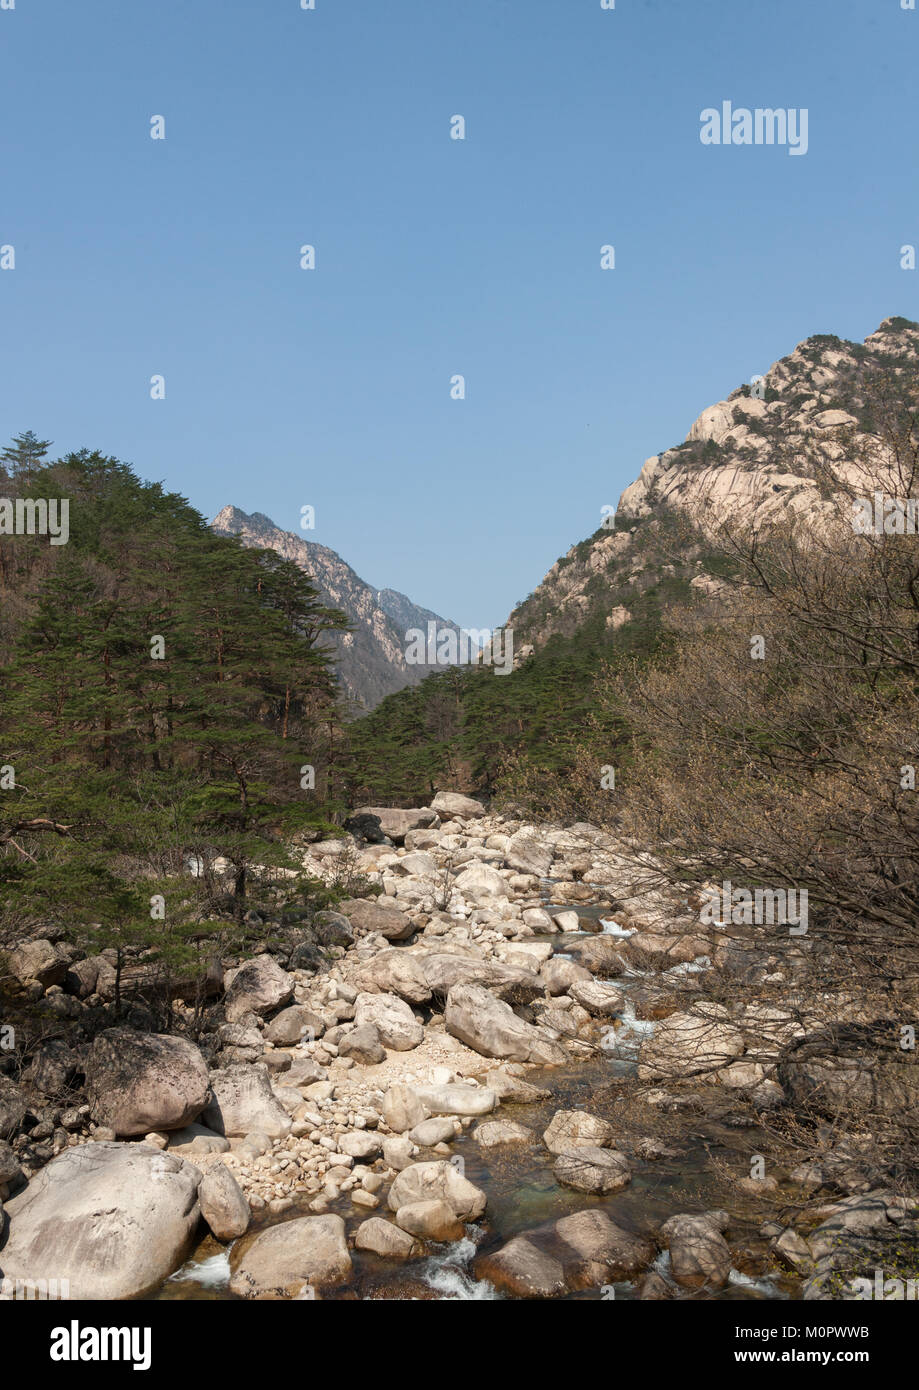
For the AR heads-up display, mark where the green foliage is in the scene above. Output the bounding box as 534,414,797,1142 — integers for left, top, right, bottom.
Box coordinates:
0,446,349,991
0,430,52,478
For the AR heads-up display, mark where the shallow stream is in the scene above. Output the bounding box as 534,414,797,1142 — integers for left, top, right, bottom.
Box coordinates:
156,907,800,1301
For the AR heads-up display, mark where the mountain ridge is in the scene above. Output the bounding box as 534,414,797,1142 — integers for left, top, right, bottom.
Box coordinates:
505,315,919,656
211,505,461,713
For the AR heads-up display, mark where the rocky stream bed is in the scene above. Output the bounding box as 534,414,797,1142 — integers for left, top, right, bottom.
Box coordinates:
2,793,916,1302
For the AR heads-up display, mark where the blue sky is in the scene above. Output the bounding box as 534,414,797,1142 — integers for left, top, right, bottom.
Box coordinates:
2,0,916,626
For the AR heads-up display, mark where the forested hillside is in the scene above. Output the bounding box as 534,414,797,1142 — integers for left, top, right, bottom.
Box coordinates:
0,445,352,1003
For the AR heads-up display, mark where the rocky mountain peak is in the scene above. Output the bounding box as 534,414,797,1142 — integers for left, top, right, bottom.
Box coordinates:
506,317,919,657
210,506,460,712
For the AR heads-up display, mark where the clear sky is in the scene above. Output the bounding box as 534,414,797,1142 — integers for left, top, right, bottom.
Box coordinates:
2,0,916,627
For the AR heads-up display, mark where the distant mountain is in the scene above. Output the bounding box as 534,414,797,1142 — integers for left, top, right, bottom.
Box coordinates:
210,506,461,713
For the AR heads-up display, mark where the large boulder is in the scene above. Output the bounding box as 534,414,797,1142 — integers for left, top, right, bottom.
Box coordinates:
541,957,593,996
312,911,354,948
23,1040,81,1099
430,791,486,821
352,949,431,1004
660,1211,732,1289
395,1199,464,1242
64,955,117,1000
338,898,415,942
779,1033,919,1120
264,1005,324,1047
543,1109,614,1154
199,1164,250,1242
420,954,543,1005
410,1117,457,1146
224,954,294,1023
623,931,712,970
562,936,628,978
554,1147,632,1194
453,863,508,905
383,1135,416,1170
504,829,554,878
476,1235,567,1298
0,1139,23,1188
554,1209,654,1284
166,1122,230,1156
7,938,69,989
353,1217,419,1259
410,1083,496,1117
382,1084,429,1134
0,1142,200,1299
445,983,568,1065
473,1119,533,1147
347,808,439,845
338,1024,386,1065
84,1029,210,1137
354,992,423,1051
388,1160,486,1222
476,1209,653,1298
286,1056,326,1086
339,1130,383,1161
485,1070,552,1103
202,1064,292,1138
569,979,624,1017
343,813,390,844
799,1192,919,1299
391,851,438,879
638,1007,745,1082
229,1214,351,1297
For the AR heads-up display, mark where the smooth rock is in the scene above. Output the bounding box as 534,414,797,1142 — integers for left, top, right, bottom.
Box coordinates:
202,1065,292,1139
0,1142,200,1299
229,1214,351,1297
410,1083,496,1118
224,955,294,1023
339,897,416,942
473,1119,533,1147
387,1161,486,1221
445,983,568,1065
353,1217,419,1259
354,992,423,1051
395,1199,464,1242
199,1163,250,1242
430,791,486,820
553,1146,632,1194
660,1211,732,1289
543,1109,614,1154
84,1029,210,1137
7,939,69,988
409,1117,457,1146
166,1122,231,1155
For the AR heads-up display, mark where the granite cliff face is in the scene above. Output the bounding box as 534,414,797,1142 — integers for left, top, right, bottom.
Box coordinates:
211,507,460,712
506,317,919,655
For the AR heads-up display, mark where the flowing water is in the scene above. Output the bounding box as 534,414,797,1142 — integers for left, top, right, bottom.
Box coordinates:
156,907,800,1301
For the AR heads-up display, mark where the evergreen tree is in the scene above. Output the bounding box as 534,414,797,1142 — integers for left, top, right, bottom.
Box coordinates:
1,430,52,478
0,447,349,1000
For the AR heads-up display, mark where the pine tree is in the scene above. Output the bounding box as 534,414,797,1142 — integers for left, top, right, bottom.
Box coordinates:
0,448,349,993
1,430,52,478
